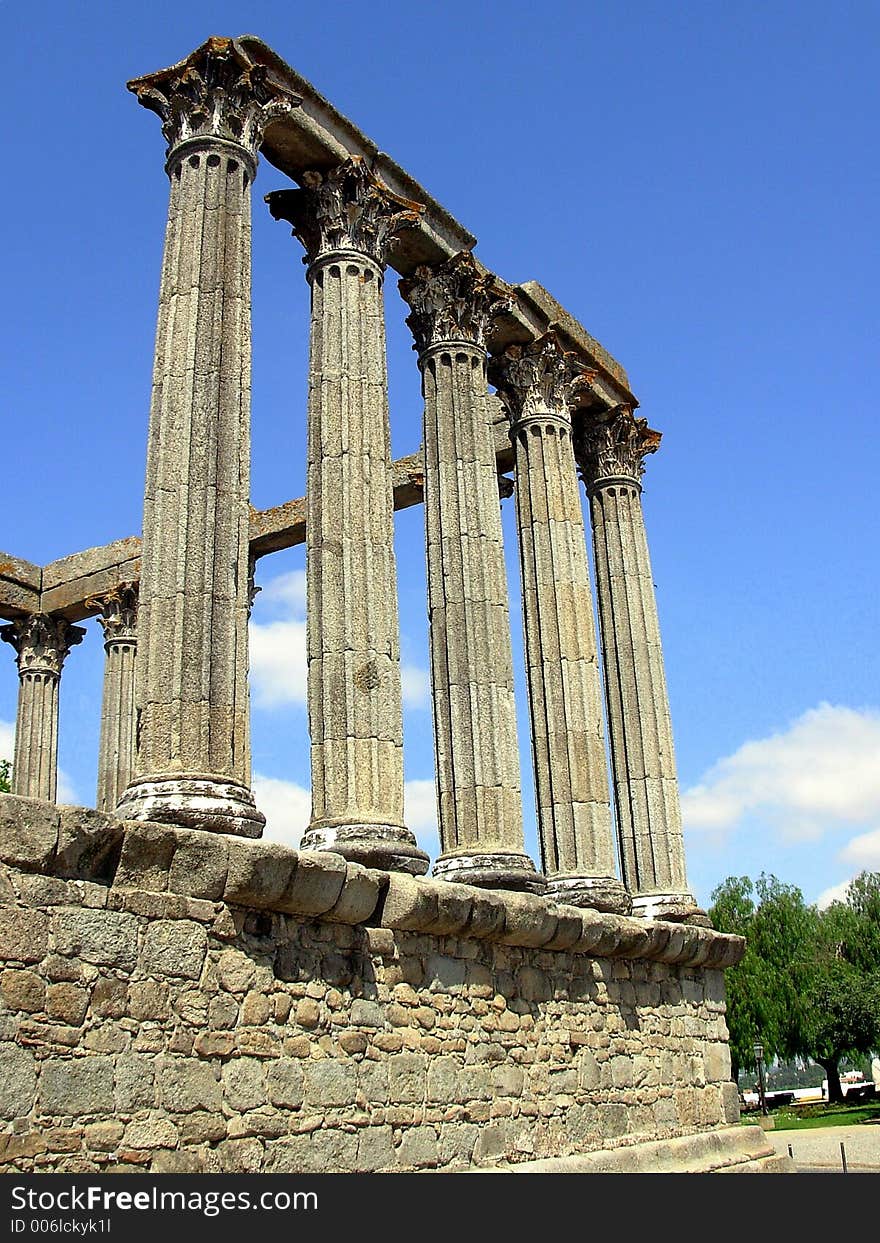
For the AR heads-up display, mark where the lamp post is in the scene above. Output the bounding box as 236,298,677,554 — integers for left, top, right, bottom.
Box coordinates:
754,1041,768,1115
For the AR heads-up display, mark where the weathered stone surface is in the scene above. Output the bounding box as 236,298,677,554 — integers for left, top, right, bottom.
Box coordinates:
277,851,347,917
45,983,90,1026
324,864,383,924
0,1045,37,1118
576,405,699,918
51,908,138,970
0,907,48,962
158,1059,222,1113
114,822,177,891
56,807,124,881
2,968,46,1012
303,1061,357,1108
379,873,439,931
224,839,294,909
222,1059,267,1112
140,920,208,980
267,1060,304,1109
168,831,230,900
39,1057,115,1116
0,796,59,873
122,1116,178,1150
497,892,559,947
1,617,85,804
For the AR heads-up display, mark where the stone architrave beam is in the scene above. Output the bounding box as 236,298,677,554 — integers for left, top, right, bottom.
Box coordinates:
0,420,515,627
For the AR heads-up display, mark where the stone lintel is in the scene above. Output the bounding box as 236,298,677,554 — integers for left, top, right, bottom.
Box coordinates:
510,281,634,400
17,428,514,621
0,553,41,620
0,795,743,969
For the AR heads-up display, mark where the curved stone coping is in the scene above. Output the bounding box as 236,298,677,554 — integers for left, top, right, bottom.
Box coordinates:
475,1125,793,1174
0,796,744,968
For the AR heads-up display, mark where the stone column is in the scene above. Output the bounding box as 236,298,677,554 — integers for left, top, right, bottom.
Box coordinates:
0,615,85,802
89,586,138,815
399,253,540,892
575,404,704,923
490,333,629,913
266,159,429,874
117,38,299,835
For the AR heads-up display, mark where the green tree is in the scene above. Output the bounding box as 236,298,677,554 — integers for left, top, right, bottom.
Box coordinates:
711,870,880,1100
0,758,10,794
709,874,814,1079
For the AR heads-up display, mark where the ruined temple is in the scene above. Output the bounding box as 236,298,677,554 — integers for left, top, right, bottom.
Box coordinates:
0,36,789,1173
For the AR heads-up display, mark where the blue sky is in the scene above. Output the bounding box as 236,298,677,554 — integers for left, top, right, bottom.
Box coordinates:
1,1,877,911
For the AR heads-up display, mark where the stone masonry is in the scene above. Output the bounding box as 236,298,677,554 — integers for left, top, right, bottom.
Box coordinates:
0,794,786,1175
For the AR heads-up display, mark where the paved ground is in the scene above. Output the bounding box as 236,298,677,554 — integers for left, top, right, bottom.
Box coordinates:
767,1123,880,1172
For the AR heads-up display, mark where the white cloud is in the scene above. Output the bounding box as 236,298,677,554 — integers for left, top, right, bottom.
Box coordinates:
56,770,80,805
253,772,311,849
402,664,430,709
405,777,439,860
816,879,853,910
254,771,439,861
258,569,306,614
840,827,880,869
681,703,880,842
249,618,307,708
0,720,13,763
0,718,78,804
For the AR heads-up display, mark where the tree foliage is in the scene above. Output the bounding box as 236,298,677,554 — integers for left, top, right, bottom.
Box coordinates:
0,759,10,794
709,871,880,1095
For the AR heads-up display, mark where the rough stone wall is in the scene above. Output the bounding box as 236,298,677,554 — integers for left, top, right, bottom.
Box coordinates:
0,796,740,1173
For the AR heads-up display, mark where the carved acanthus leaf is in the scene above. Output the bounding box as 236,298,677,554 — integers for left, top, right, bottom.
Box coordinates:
266,157,423,267
128,36,301,159
0,614,86,677
86,584,139,644
575,404,662,482
489,330,596,425
399,251,513,353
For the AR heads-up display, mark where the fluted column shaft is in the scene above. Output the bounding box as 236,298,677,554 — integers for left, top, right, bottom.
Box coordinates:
577,405,703,923
401,255,539,891
91,586,138,814
491,334,628,912
1,615,84,802
118,39,298,835
267,160,428,873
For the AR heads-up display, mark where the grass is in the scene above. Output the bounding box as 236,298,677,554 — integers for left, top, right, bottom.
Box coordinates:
761,1102,880,1132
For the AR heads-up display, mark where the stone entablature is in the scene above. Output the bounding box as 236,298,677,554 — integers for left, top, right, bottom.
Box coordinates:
0,793,761,1174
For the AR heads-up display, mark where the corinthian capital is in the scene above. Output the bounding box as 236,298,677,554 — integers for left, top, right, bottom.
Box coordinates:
128,36,301,162
266,157,423,267
399,251,512,354
575,404,662,484
1,614,85,678
86,584,139,646
489,330,596,426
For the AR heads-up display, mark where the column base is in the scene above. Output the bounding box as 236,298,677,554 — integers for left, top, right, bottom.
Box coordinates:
432,851,545,894
631,891,711,926
116,775,265,838
301,822,429,876
545,873,632,915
